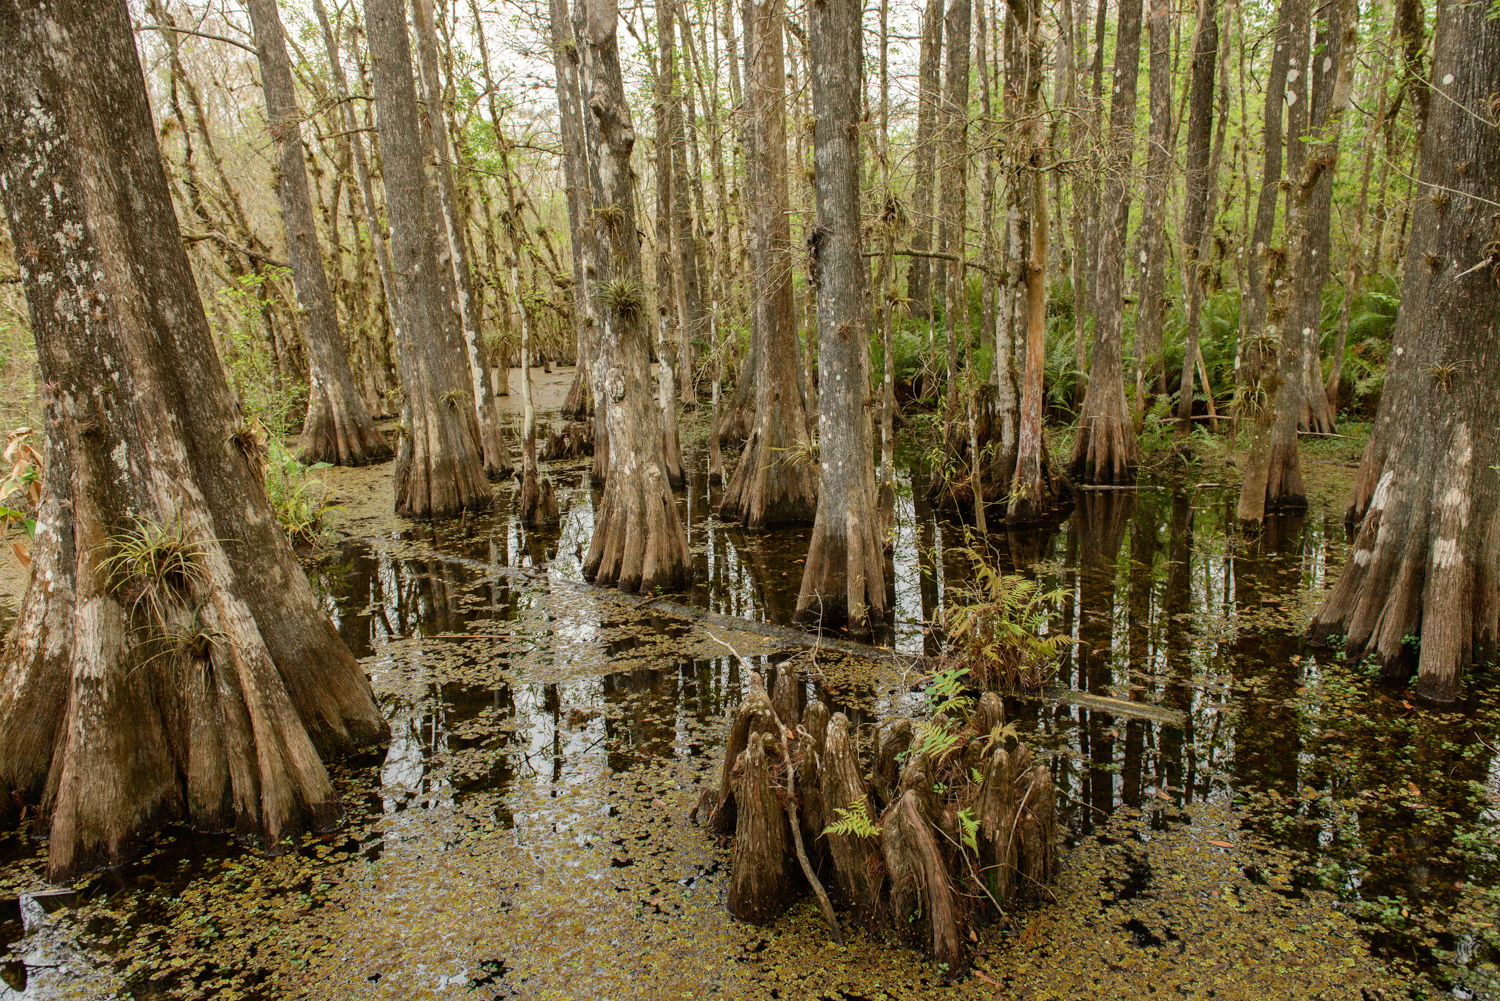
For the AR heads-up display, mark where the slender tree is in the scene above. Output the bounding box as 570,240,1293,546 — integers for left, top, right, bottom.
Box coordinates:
718,0,817,528
577,0,692,590
1174,0,1221,435
0,0,387,881
411,0,514,479
1310,0,1500,703
1068,0,1143,485
244,0,389,468
796,0,885,630
363,0,491,518
1132,0,1173,422
908,0,943,320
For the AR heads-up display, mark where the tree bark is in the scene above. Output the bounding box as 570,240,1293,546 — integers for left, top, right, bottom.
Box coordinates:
718,0,817,529
795,0,885,632
907,0,943,319
244,0,389,468
654,0,687,487
1068,0,1143,485
1132,0,1173,424
577,0,692,591
411,0,514,479
1309,0,1500,703
363,0,492,519
1007,0,1068,521
939,0,971,429
0,0,387,882
1174,0,1220,435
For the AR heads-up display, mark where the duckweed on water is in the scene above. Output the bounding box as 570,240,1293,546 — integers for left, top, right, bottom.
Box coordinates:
0,411,1493,999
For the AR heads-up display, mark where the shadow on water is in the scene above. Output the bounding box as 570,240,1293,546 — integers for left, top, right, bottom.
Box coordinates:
0,421,1496,998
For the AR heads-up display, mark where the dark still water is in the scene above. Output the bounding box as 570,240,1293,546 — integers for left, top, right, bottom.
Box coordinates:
0,423,1495,1000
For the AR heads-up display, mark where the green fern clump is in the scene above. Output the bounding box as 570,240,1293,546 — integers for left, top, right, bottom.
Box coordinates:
941,546,1070,691
264,437,340,545
823,800,882,839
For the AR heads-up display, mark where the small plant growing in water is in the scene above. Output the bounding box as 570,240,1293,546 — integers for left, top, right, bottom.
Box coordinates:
940,545,1070,691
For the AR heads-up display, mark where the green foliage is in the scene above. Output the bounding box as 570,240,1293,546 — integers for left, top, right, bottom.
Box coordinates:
213,267,302,436
822,800,881,839
924,665,975,718
100,515,214,627
958,806,980,853
942,545,1071,691
0,425,41,540
264,436,339,546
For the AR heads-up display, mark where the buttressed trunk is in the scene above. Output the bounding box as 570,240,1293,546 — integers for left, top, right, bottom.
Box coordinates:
364,0,492,519
717,0,817,529
796,0,886,632
0,0,387,882
1310,0,1500,704
577,0,691,592
244,0,390,468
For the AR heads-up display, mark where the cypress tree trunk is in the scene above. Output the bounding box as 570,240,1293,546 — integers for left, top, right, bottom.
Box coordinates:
938,0,971,428
718,0,817,529
1068,0,1143,485
796,0,886,632
577,0,692,591
0,0,387,882
245,0,389,468
363,0,492,519
1132,0,1173,423
654,0,686,487
1007,0,1066,523
1310,0,1499,703
1235,0,1293,430
411,0,514,479
908,0,943,320
1174,0,1220,435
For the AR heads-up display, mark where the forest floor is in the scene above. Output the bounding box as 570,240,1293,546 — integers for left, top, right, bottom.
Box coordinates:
0,370,1495,1000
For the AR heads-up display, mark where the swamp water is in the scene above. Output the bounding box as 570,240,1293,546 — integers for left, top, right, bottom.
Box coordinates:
0,401,1496,1000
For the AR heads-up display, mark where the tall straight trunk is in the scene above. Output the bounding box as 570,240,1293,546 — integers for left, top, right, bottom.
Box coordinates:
939,0,971,428
718,0,817,528
1133,0,1174,423
1289,1,1343,435
1006,0,1062,523
1236,0,1294,429
577,0,691,590
1074,0,1108,402
1174,0,1220,435
245,0,389,468
410,0,513,478
363,0,491,519
796,0,885,631
1240,0,1357,517
908,0,943,320
1069,0,1144,485
668,0,704,405
654,0,687,487
875,0,897,545
0,0,386,882
1309,0,1499,703
1326,9,1394,412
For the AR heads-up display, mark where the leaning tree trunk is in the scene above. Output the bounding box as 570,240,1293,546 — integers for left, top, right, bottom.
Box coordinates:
577,0,692,592
795,0,886,633
0,0,388,882
717,0,817,529
363,0,491,519
1309,0,1499,704
245,0,389,467
1067,0,1143,485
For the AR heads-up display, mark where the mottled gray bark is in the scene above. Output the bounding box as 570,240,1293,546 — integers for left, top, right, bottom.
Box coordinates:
363,0,491,518
0,0,386,881
795,0,885,631
1310,0,1499,703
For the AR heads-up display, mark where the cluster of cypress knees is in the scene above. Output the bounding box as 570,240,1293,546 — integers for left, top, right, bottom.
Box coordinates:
694,666,1058,976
